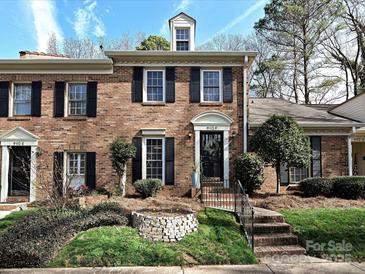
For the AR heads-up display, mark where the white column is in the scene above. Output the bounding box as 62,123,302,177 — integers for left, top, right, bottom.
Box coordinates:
1,146,9,202
348,136,353,176
194,130,200,188
29,146,37,202
223,130,230,188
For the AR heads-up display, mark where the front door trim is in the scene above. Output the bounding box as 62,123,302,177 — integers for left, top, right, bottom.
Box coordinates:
0,127,39,202
191,111,232,188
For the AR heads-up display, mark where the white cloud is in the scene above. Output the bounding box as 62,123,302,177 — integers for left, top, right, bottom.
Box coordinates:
160,0,192,36
201,0,268,44
29,0,63,52
73,0,106,38
174,0,191,12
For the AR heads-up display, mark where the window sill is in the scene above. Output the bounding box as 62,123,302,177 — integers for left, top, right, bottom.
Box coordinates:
63,116,88,121
142,102,166,106
199,102,223,106
7,116,32,121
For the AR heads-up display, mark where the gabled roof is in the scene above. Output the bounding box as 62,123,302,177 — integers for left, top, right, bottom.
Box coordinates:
249,98,363,128
329,92,365,122
168,12,196,24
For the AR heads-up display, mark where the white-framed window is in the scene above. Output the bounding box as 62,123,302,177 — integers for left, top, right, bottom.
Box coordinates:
201,69,222,102
13,83,32,116
289,167,308,183
67,152,86,189
68,83,87,116
142,137,165,183
143,69,165,102
176,27,190,51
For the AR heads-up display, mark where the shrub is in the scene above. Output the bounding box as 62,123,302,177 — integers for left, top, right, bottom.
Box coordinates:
300,176,365,199
0,202,128,268
332,177,365,199
300,177,333,197
235,153,264,194
133,179,162,198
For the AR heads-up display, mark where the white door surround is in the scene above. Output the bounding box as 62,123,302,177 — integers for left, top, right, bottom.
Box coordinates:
0,127,39,202
191,111,233,188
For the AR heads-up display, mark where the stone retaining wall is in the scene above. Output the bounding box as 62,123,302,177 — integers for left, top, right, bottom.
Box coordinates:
131,210,198,242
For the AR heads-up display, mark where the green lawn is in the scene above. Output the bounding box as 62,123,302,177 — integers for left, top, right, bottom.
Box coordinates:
0,209,37,232
50,208,256,267
281,208,365,262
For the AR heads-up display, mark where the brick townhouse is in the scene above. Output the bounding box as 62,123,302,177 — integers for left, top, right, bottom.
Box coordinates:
0,13,255,202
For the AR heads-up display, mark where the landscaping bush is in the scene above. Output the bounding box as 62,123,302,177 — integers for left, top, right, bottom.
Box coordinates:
133,179,162,198
235,153,264,194
300,177,333,197
300,176,365,199
0,202,128,268
332,177,365,199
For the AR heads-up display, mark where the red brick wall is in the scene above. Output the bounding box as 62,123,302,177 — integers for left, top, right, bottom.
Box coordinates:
259,135,349,193
0,66,244,199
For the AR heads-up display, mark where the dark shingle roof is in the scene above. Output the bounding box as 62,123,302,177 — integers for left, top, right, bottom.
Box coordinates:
249,98,361,127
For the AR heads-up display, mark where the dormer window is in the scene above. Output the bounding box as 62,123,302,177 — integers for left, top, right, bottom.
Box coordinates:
169,12,196,51
176,28,190,51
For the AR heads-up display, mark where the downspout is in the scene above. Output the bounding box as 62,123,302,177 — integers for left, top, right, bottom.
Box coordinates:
243,56,249,153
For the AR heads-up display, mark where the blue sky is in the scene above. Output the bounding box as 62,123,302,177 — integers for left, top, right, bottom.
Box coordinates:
0,0,268,58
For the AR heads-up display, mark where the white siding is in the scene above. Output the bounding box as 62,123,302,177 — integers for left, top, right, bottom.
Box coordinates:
330,93,365,122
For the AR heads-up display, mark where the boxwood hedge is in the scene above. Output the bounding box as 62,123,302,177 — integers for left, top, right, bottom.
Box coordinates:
300,176,365,199
0,202,128,268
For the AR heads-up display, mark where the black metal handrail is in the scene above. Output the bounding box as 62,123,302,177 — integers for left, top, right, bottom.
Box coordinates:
200,178,255,251
236,179,254,250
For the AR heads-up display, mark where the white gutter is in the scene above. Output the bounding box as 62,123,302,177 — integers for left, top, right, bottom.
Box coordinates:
243,56,249,153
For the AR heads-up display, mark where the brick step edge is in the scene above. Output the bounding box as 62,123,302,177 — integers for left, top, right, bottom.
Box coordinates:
252,223,291,234
254,233,298,246
253,215,284,223
254,245,306,257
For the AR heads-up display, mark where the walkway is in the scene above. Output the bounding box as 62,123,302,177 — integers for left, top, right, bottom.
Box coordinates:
1,263,364,274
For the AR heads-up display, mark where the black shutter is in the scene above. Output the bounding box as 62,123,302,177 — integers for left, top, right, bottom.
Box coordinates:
31,81,42,117
190,67,200,102
132,137,142,182
165,137,175,185
132,67,143,102
87,82,97,117
0,81,9,117
311,136,322,177
86,152,96,189
53,152,64,196
54,81,65,117
223,67,233,103
165,67,175,103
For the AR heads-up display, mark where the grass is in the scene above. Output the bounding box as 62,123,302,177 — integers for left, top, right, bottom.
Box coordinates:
0,209,37,232
281,208,365,262
50,208,256,267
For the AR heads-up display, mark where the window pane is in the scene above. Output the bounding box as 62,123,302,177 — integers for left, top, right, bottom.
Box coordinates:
146,139,163,180
68,153,86,189
290,167,308,183
146,71,163,102
176,41,189,51
203,71,220,102
311,136,321,177
68,84,87,115
176,28,189,40
14,84,32,115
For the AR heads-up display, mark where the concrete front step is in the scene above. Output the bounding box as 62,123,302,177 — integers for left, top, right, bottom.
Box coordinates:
255,245,306,257
0,202,28,211
253,222,291,234
254,233,298,246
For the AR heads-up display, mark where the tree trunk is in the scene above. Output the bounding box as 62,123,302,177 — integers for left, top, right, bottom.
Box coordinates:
119,164,127,197
275,163,281,194
303,26,310,104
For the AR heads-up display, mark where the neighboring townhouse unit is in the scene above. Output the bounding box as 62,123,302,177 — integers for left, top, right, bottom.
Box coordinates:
0,13,256,202
249,98,364,192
